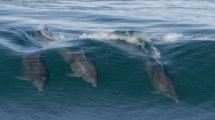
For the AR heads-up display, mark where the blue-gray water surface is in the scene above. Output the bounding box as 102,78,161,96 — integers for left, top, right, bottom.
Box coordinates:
0,0,215,120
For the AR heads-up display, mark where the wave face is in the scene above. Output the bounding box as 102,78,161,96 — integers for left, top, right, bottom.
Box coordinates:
1,0,215,120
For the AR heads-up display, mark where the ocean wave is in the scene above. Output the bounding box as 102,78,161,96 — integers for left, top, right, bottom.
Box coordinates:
80,30,160,59
0,37,34,53
161,33,215,42
1,24,215,57
0,25,76,54
34,27,162,59
80,30,155,43
161,33,184,42
35,24,70,41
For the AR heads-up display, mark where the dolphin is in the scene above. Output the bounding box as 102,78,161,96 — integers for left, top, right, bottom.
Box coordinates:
104,36,179,103
33,25,97,87
58,48,97,87
145,57,179,103
17,52,49,91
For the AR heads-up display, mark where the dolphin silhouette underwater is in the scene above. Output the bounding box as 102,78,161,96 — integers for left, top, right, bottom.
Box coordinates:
58,48,97,87
33,26,179,102
144,57,179,103
104,35,179,103
34,25,98,87
17,52,49,91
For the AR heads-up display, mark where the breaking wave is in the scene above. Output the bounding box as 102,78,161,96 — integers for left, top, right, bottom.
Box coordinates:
0,24,215,59
80,30,161,59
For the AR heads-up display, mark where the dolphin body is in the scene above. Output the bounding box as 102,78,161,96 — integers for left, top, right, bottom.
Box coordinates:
145,57,179,103
17,52,49,91
58,48,97,87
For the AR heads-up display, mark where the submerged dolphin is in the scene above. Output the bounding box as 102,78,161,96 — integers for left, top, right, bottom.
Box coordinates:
145,57,179,103
34,25,97,87
104,35,179,103
58,48,97,87
17,52,49,91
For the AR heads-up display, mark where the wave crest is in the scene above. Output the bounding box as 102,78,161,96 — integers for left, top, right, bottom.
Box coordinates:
162,33,184,42
35,24,69,41
80,30,160,59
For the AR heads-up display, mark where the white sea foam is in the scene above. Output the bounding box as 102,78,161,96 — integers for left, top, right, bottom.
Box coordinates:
80,31,160,59
161,33,215,42
80,31,155,44
162,33,184,42
151,47,161,59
